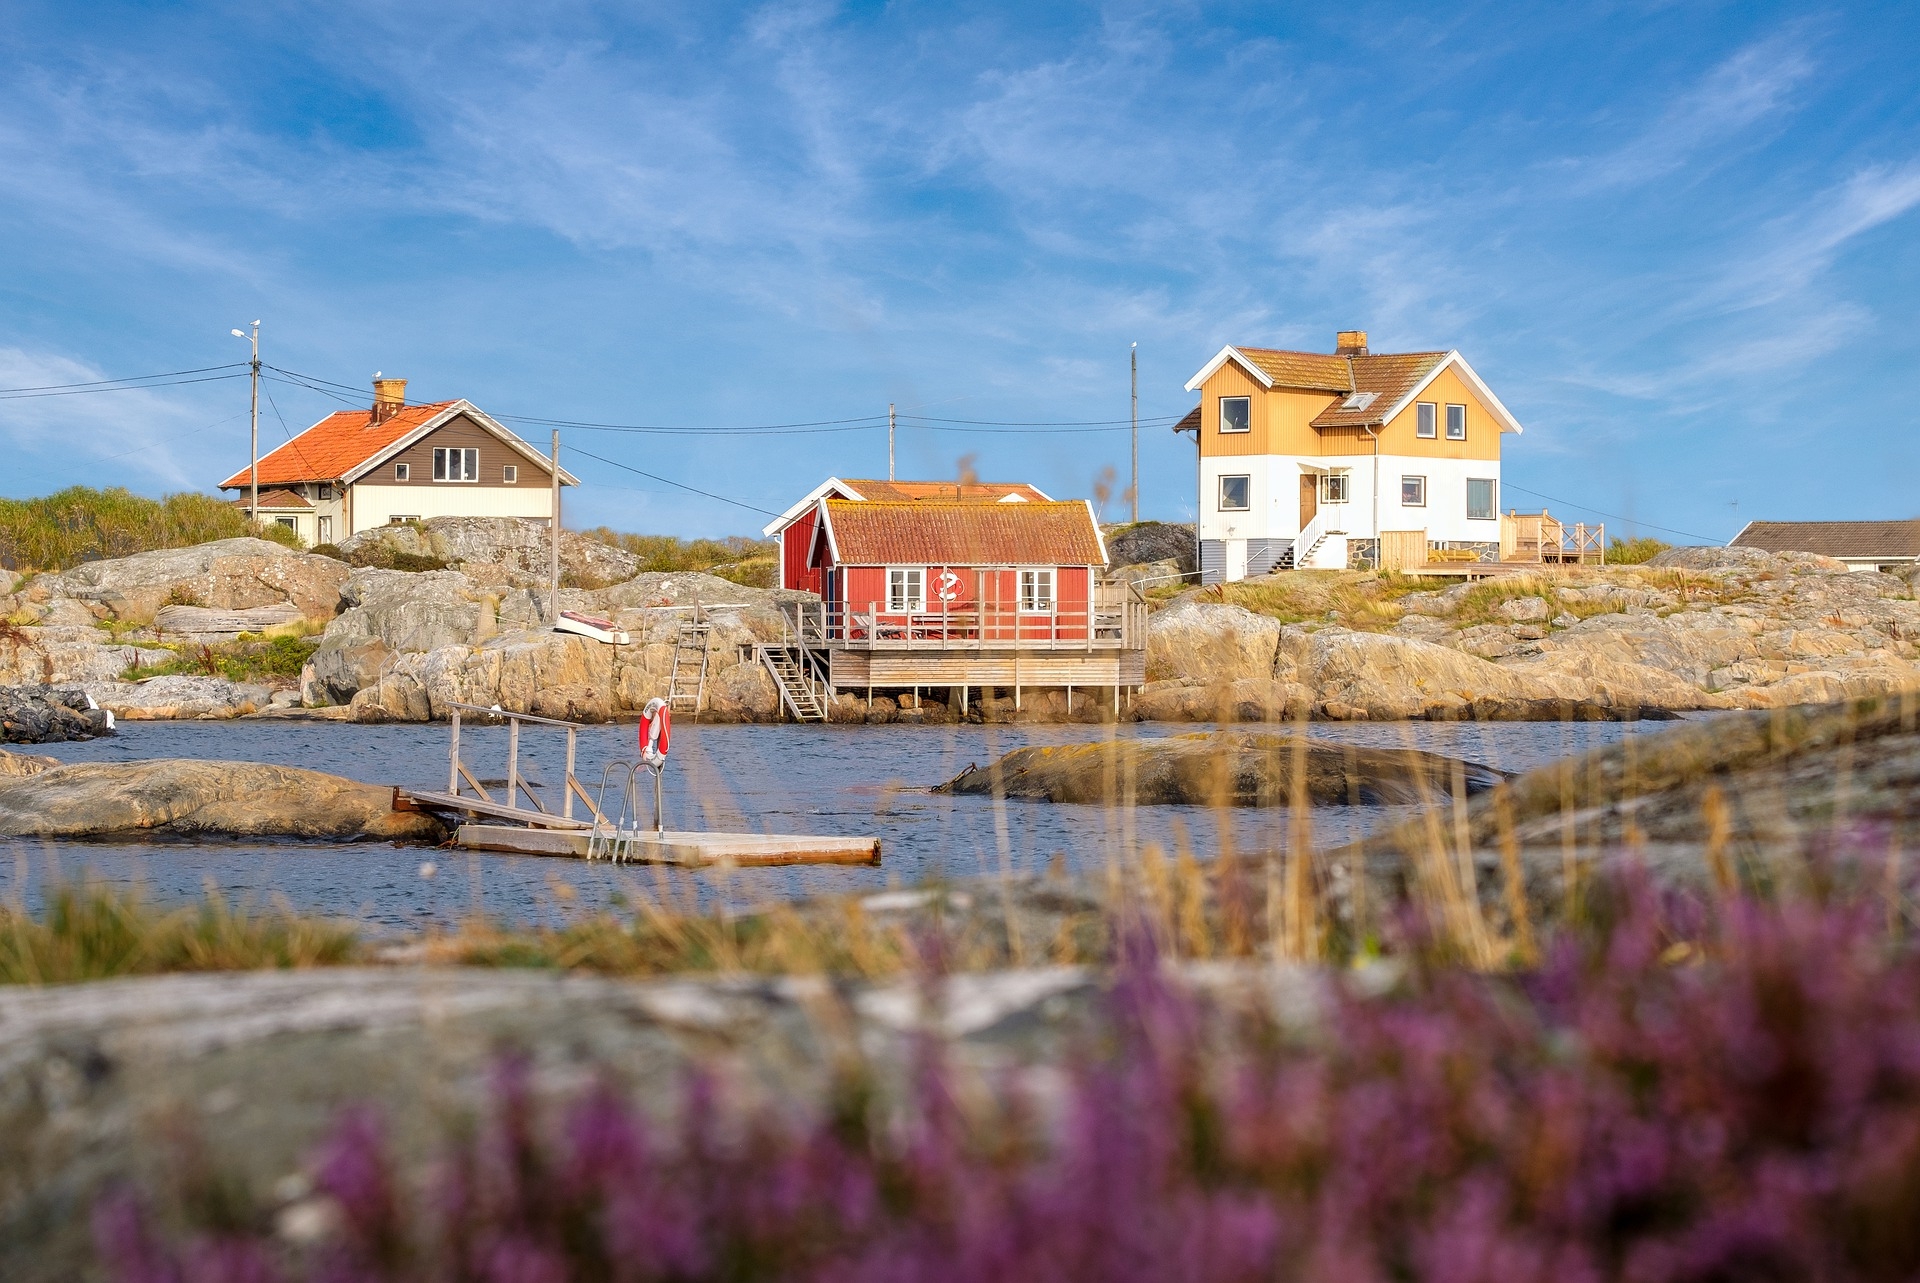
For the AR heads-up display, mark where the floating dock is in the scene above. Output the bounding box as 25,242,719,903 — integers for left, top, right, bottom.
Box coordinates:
454,823,880,867
399,702,879,868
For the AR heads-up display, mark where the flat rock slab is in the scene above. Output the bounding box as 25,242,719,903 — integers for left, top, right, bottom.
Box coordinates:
935,732,1505,806
455,822,882,865
0,759,446,840
0,962,1324,1282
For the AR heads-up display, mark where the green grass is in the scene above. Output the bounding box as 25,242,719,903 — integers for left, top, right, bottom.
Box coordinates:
123,632,320,683
580,529,776,578
0,882,359,983
0,486,302,574
1606,536,1672,565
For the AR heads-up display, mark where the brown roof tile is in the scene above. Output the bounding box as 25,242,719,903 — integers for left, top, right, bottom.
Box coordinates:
840,479,1050,503
1235,348,1354,392
230,488,312,510
1172,406,1200,433
1729,520,1920,559
218,401,461,488
1309,352,1450,428
822,500,1105,566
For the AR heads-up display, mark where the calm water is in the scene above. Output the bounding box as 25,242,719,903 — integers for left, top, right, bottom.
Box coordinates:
3,718,1685,928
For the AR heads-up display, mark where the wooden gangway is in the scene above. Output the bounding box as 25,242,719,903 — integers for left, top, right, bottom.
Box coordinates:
398,702,602,831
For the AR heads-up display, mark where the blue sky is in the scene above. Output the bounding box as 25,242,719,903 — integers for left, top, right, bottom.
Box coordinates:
2,1,1917,541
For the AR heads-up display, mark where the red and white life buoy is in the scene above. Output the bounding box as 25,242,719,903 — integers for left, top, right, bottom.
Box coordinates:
639,697,671,768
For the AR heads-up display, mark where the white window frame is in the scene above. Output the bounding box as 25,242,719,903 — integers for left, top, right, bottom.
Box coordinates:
1218,474,1251,511
1018,568,1055,613
1320,471,1350,505
1416,402,1437,439
1401,475,1426,507
502,465,517,484
887,567,925,613
433,447,479,483
1446,403,1467,440
393,463,410,481
1218,396,1251,434
317,516,332,543
274,516,297,532
389,514,420,524
1467,478,1497,521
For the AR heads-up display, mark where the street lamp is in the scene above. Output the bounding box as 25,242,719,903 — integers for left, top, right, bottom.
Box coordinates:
232,322,260,527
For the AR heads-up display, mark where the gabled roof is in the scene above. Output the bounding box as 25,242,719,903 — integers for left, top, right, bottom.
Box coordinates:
814,500,1108,568
1310,352,1449,428
230,488,311,510
1172,406,1201,434
219,400,577,489
761,475,1054,537
1729,520,1920,560
1184,345,1353,393
839,478,1050,503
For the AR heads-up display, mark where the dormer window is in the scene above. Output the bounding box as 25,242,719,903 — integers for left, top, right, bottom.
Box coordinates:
1341,391,1378,411
1416,402,1437,438
1219,396,1251,433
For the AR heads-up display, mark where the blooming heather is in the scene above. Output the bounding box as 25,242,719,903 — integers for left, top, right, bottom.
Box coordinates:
98,884,1920,1281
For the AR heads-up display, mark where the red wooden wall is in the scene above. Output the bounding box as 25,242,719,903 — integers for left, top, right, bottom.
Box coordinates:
782,509,822,594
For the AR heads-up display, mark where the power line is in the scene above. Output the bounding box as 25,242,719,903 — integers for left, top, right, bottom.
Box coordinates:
0,371,250,401
0,362,247,395
562,444,781,517
900,413,1183,426
1501,482,1721,544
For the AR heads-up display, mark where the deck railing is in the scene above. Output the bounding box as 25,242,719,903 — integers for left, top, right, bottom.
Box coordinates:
784,577,1147,652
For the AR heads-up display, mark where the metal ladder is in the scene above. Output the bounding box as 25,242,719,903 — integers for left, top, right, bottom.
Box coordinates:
667,620,711,718
758,645,828,722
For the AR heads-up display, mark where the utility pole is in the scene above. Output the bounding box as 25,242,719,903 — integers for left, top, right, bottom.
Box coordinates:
888,402,896,481
232,321,261,526
549,430,562,623
1130,343,1138,525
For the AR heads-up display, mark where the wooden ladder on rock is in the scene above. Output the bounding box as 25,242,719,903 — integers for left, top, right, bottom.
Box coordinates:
668,620,711,719
759,645,828,722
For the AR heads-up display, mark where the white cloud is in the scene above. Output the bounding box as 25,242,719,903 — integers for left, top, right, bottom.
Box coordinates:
0,350,235,490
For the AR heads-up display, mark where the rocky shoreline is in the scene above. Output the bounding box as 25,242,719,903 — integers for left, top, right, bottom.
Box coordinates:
6,521,1920,726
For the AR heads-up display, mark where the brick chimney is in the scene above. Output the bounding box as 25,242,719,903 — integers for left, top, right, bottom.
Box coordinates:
371,375,408,424
1335,330,1369,356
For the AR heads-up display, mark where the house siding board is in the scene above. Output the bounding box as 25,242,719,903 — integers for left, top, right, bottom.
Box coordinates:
381,414,555,488
1200,539,1226,584
1373,364,1502,461
783,510,822,593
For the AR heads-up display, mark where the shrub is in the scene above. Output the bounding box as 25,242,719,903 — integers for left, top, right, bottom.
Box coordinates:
95,885,1920,1281
124,633,320,683
580,528,776,576
0,487,301,572
1607,535,1671,564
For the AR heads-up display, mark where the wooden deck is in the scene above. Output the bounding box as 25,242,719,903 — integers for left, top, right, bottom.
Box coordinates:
454,823,881,867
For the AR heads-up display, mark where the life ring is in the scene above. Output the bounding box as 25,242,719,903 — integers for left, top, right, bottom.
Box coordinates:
639,697,671,767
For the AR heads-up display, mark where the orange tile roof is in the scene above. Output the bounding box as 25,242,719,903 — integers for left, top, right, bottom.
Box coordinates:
841,479,1050,503
1236,347,1354,392
1310,352,1449,428
218,401,459,489
229,488,311,509
822,500,1106,566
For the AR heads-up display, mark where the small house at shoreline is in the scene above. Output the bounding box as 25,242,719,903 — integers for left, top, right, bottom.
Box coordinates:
761,477,1051,593
757,485,1145,719
1729,520,1920,574
218,377,577,545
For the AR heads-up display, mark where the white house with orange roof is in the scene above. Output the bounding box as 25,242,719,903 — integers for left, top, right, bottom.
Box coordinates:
218,377,577,545
1176,330,1523,582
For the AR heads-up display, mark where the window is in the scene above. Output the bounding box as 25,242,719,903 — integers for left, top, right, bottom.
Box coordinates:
389,514,419,524
1401,475,1426,507
1321,471,1349,504
887,567,924,612
1019,569,1054,613
1446,404,1467,440
316,484,335,501
502,465,517,484
274,517,296,532
1467,478,1497,520
1416,402,1437,438
1218,474,1250,511
1218,396,1251,434
394,463,410,481
433,447,479,482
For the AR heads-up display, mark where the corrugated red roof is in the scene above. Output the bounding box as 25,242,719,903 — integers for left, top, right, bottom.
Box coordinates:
1730,520,1920,559
822,500,1105,566
218,401,459,488
840,479,1050,503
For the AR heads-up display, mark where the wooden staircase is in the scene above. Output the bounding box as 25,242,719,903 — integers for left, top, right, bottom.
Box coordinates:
667,621,711,718
758,645,829,722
